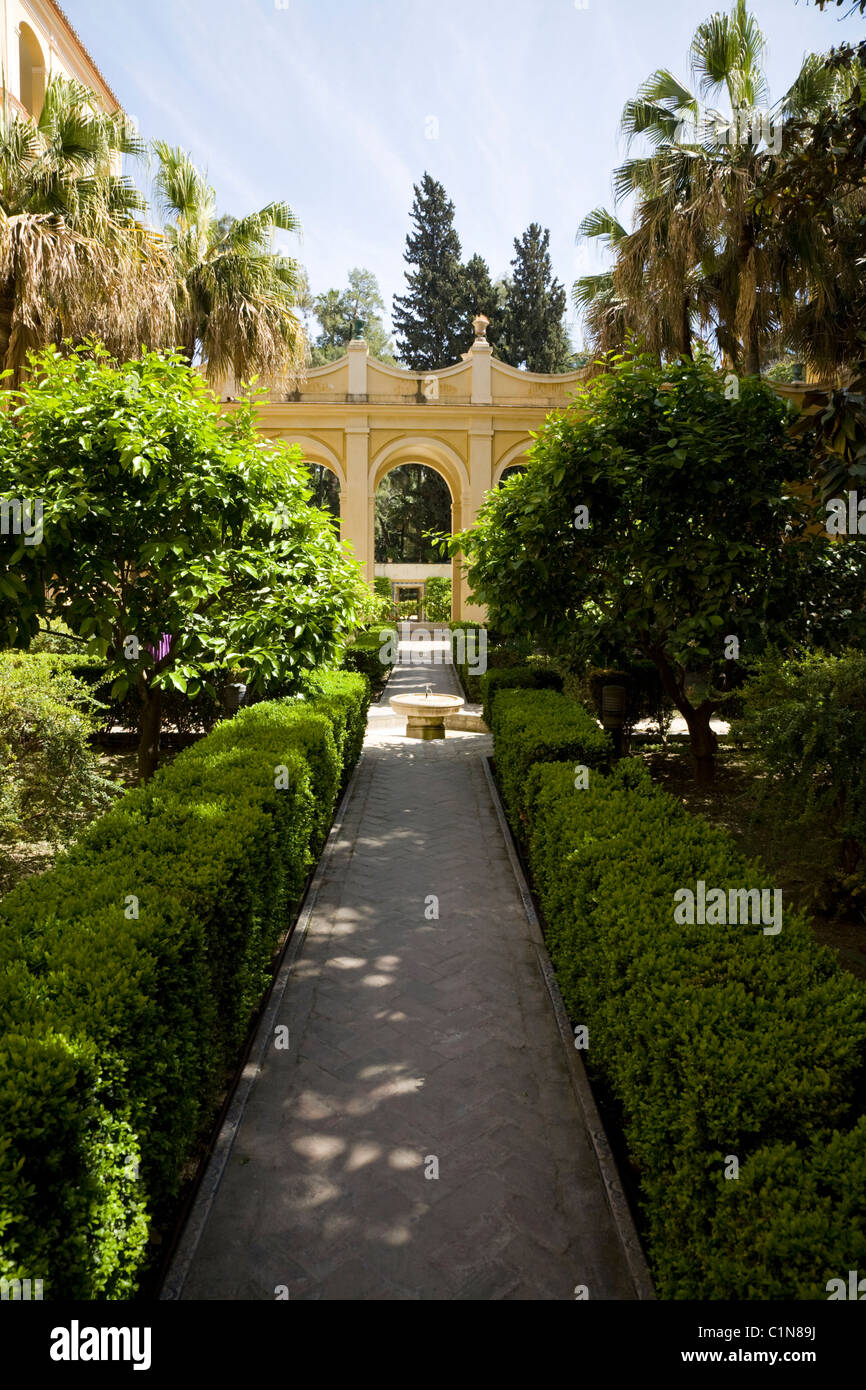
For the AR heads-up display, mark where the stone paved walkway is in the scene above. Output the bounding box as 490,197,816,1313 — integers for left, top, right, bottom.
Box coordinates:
174,641,639,1300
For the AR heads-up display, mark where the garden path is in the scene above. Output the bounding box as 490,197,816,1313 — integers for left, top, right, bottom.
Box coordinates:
165,638,647,1300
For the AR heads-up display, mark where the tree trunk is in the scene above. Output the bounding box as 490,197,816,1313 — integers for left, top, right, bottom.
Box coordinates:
683,703,718,787
737,217,761,377
648,645,718,784
0,278,16,380
744,315,761,378
681,294,693,361
137,681,163,783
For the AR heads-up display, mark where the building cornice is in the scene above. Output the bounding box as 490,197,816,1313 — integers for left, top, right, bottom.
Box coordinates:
42,0,123,110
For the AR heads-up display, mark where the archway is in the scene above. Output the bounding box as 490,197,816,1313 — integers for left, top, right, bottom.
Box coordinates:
370,439,470,621
374,462,452,620
19,25,45,119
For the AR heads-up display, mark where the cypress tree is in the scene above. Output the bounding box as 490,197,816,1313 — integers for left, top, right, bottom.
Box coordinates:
393,174,468,370
460,252,507,355
501,223,571,372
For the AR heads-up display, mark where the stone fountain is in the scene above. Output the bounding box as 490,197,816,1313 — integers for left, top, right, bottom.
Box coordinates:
389,684,464,740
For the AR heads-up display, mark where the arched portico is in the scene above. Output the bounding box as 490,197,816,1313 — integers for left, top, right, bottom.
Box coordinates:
370,438,470,615
233,317,590,619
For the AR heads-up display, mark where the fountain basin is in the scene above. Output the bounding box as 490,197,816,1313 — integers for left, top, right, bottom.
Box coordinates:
389,692,464,740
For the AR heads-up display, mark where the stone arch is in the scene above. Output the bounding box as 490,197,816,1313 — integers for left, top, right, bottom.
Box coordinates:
492,439,534,488
369,436,469,503
369,437,470,622
19,24,46,119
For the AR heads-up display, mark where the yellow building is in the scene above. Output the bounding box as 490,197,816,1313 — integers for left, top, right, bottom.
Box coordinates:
0,0,120,120
238,316,590,621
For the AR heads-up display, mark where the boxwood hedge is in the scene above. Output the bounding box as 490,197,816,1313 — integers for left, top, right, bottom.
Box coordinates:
0,671,369,1299
522,758,866,1299
491,688,611,830
342,628,395,685
480,665,564,727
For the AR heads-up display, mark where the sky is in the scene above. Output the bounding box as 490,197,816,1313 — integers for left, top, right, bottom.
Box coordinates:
64,0,865,350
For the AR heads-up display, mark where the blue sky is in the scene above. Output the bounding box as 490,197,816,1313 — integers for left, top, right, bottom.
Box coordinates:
65,0,864,350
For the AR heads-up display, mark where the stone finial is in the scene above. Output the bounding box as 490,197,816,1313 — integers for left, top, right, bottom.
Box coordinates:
472,314,490,342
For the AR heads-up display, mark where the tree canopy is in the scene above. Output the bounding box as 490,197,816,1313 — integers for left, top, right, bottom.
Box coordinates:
0,345,367,779
448,352,864,781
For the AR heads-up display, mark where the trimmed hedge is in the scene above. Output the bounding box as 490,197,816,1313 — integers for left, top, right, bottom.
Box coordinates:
491,688,611,829
522,758,866,1299
342,627,396,685
300,667,370,785
0,671,369,1298
480,664,563,727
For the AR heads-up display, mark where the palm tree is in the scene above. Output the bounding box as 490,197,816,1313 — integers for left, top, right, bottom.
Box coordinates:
152,144,305,386
576,1,852,375
0,76,174,383
572,208,630,355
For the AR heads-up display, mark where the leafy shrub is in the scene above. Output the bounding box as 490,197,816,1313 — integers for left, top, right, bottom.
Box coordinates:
522,758,866,1298
458,647,509,703
298,668,371,788
0,654,116,874
0,680,367,1298
342,627,395,685
424,576,451,621
491,688,611,828
480,664,564,727
584,661,669,740
731,649,866,902
705,1118,866,1299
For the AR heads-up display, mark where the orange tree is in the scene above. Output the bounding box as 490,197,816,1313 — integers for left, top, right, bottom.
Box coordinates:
448,352,866,783
0,344,367,780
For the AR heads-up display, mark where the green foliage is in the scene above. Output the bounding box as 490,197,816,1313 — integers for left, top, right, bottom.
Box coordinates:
522,759,866,1298
423,576,451,622
450,352,861,776
480,664,564,727
0,680,367,1298
461,253,507,355
499,223,571,373
0,654,117,878
152,142,303,384
0,345,367,775
375,463,451,563
298,668,371,790
308,268,396,365
731,649,866,902
342,627,395,684
705,1119,866,1300
491,688,611,828
392,173,468,370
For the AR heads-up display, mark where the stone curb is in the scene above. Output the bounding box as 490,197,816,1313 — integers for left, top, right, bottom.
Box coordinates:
159,752,367,1301
480,757,656,1302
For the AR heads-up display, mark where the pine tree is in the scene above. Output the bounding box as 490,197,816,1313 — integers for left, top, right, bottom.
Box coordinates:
393,174,468,370
501,223,571,372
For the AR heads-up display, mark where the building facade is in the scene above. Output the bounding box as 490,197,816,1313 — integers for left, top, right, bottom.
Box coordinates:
244,317,590,620
0,0,120,120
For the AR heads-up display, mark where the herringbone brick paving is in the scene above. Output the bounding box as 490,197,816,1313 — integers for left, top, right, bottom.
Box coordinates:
180,645,635,1300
